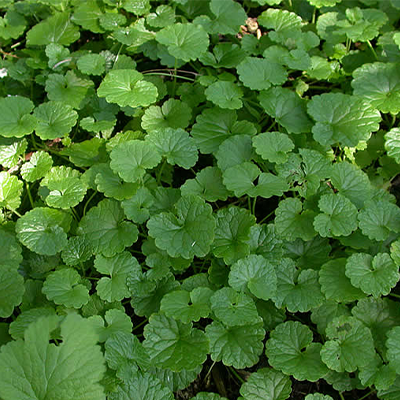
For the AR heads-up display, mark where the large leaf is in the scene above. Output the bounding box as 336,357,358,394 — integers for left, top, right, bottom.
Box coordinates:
143,313,209,372
147,195,215,259
0,314,106,400
77,199,138,257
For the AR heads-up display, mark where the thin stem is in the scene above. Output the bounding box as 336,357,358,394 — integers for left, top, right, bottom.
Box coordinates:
312,7,317,24
357,390,376,400
339,392,345,400
258,209,275,225
252,196,257,216
83,191,97,217
203,361,216,383
30,134,39,151
8,207,22,217
172,58,178,96
133,318,148,331
25,182,34,209
157,159,167,185
390,293,400,299
69,207,80,222
367,40,379,61
248,196,252,212
228,366,245,384
141,68,200,76
141,72,196,82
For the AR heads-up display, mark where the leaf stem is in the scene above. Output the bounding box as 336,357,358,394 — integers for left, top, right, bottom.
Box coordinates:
133,318,148,331
228,366,245,384
203,360,216,383
367,40,379,61
339,392,345,400
8,207,22,217
83,191,97,217
172,58,178,96
157,159,167,185
252,196,257,216
258,209,275,224
357,390,376,400
389,292,400,299
25,182,35,209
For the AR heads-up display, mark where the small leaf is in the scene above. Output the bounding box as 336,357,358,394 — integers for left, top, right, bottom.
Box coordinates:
97,69,158,108
206,318,265,368
16,208,71,255
266,321,329,381
205,81,243,110
21,151,53,182
0,172,23,211
240,368,292,400
155,23,209,61
253,132,294,164
0,96,36,138
42,268,90,308
345,253,400,298
143,313,209,372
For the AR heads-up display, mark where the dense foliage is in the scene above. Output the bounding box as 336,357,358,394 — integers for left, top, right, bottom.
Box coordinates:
1,0,400,399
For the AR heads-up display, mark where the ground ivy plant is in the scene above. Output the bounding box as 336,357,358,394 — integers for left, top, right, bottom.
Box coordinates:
1,0,400,399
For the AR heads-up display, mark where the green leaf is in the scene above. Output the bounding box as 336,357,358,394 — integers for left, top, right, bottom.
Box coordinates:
42,267,90,308
45,71,94,109
156,23,209,62
352,63,400,114
72,1,105,34
0,10,26,40
181,166,230,202
199,43,246,69
41,167,87,209
203,0,247,35
94,252,140,302
160,287,212,323
192,393,228,400
223,162,288,199
109,371,174,400
240,368,292,400
345,253,399,298
0,171,23,211
62,137,108,167
319,258,365,303
110,140,161,183
147,195,215,259
205,81,243,110
16,208,71,255
266,321,329,381
330,161,372,209
97,69,158,108
275,198,317,241
146,128,198,169
212,206,255,265
26,13,80,46
61,236,93,267
216,135,253,171
229,254,277,301
105,331,150,372
191,107,256,154
385,128,400,164
358,199,400,241
252,132,294,164
386,326,400,374
0,314,106,400
95,163,139,201
143,312,209,372
0,228,22,268
352,297,400,355
0,266,24,318
21,151,53,182
305,395,333,400
307,93,381,147
211,287,259,326
121,187,154,224
0,96,36,138
237,57,287,91
77,53,106,76
206,318,265,368
78,199,138,257
313,193,358,237
0,137,27,168
272,259,324,312
258,87,313,134
141,99,192,132
247,224,284,263
89,309,133,343
321,315,376,372
147,5,175,28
